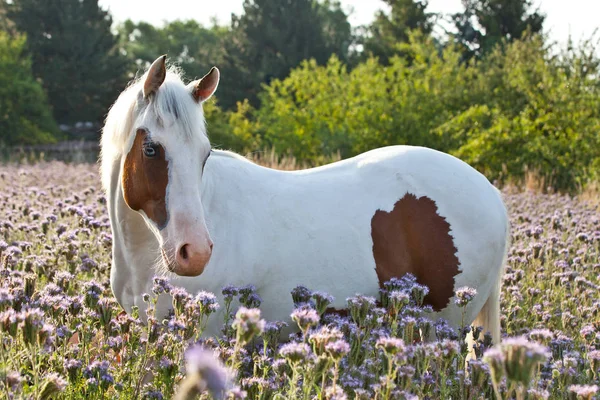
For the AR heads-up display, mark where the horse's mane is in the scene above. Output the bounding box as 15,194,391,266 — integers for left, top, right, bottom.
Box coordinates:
100,66,207,191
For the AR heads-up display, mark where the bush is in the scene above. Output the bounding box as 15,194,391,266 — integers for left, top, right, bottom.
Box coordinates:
228,33,600,191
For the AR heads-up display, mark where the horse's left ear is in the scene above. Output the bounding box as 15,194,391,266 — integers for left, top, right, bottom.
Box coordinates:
190,67,220,103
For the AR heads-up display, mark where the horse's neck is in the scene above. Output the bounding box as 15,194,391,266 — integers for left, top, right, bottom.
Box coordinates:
106,157,157,309
201,151,281,223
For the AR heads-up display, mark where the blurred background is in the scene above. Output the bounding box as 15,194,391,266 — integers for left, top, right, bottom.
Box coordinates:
0,0,599,191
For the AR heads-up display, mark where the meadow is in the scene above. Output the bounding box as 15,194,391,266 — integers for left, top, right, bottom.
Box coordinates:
0,159,599,400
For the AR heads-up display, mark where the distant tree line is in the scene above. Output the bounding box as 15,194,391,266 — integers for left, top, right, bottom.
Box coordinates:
2,0,598,190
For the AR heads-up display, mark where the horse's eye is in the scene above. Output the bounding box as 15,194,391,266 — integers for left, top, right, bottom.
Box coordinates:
143,144,158,158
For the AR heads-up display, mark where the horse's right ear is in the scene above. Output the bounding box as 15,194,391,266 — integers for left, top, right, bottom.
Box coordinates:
143,55,167,99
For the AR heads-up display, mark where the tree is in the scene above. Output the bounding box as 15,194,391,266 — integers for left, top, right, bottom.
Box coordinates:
0,32,59,146
361,0,434,64
118,19,228,82
451,0,545,59
218,0,353,109
3,0,128,124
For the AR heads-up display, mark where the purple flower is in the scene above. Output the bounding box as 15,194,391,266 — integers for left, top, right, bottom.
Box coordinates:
325,339,350,360
152,276,172,295
232,307,265,345
376,337,406,356
454,287,477,307
291,306,319,332
291,285,312,307
184,345,229,399
195,291,219,314
279,342,311,363
568,385,598,399
221,285,238,300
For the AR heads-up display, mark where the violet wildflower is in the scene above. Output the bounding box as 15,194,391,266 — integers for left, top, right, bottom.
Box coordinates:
195,291,219,314
527,388,550,400
347,294,377,326
325,339,350,361
568,385,598,400
588,350,600,377
64,359,83,381
171,286,192,314
309,326,344,355
221,285,238,301
232,307,265,345
83,280,103,308
144,389,164,400
38,373,67,399
312,291,334,315
488,336,550,392
324,385,347,400
2,370,22,391
176,345,229,400
0,309,19,338
20,308,45,346
279,342,311,363
580,325,596,341
528,328,554,345
388,290,410,313
291,306,319,334
483,347,505,397
376,337,406,356
237,285,261,307
291,285,312,307
152,276,172,295
454,287,477,307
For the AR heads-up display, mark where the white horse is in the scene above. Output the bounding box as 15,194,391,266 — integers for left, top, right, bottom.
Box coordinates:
100,56,510,341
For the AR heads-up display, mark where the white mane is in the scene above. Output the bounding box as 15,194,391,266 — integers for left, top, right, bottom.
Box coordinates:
100,67,208,192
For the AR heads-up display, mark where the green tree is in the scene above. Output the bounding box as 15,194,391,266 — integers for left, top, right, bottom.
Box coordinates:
218,0,353,109
362,0,434,64
3,0,128,124
118,19,228,82
451,0,545,59
0,33,59,146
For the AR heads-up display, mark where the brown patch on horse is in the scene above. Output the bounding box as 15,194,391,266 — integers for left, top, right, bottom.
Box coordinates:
122,129,169,228
371,193,460,312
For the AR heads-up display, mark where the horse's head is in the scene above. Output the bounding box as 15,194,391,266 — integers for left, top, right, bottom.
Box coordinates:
120,55,219,276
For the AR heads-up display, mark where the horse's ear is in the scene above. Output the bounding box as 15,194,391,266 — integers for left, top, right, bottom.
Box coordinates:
143,55,167,99
190,67,220,103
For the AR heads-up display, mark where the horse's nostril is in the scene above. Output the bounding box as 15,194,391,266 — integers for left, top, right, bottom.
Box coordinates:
209,243,213,251
179,244,189,261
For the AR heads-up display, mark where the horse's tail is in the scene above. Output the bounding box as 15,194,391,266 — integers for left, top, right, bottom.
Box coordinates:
472,204,510,345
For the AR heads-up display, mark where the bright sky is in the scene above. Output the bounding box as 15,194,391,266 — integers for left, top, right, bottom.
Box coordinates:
99,0,599,45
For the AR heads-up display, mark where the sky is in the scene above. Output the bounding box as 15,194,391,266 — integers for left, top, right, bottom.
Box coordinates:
98,0,600,46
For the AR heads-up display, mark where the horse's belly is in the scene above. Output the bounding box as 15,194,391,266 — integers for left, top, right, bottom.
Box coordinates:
259,146,508,327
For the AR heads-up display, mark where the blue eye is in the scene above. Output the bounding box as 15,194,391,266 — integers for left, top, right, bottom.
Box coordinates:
143,144,158,158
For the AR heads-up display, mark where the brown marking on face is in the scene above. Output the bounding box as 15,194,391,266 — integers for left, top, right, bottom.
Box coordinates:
122,129,169,228
371,193,460,312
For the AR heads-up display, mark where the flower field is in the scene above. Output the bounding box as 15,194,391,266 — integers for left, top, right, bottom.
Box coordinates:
1,161,599,399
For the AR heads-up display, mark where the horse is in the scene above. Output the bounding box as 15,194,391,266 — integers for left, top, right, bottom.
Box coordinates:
100,55,510,343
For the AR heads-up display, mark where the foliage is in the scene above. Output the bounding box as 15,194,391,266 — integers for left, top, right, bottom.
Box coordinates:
0,33,59,146
439,36,600,190
118,19,228,82
451,0,545,59
229,33,600,191
3,0,128,124
0,162,599,399
217,0,353,109
361,0,435,64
